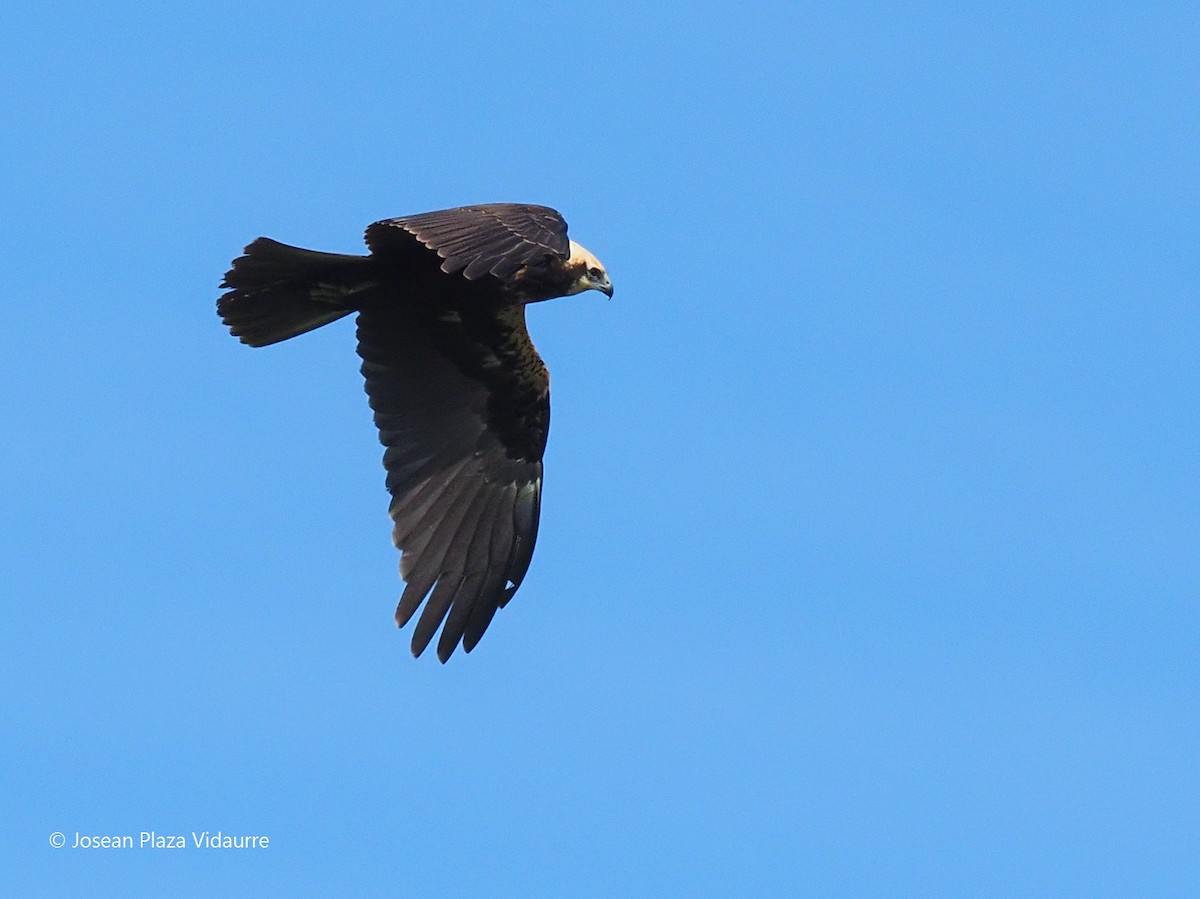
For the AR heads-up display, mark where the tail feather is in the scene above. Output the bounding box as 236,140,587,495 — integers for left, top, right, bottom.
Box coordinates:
218,238,375,347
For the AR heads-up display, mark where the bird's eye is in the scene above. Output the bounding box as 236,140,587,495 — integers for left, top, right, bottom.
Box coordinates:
588,267,602,278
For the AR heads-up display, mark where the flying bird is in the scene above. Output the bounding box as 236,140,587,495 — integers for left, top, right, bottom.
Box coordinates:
217,203,613,661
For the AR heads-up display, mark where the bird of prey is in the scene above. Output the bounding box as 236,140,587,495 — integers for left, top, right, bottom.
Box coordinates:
217,203,613,661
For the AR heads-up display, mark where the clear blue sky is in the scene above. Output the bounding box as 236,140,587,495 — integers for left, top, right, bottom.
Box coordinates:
3,2,1197,895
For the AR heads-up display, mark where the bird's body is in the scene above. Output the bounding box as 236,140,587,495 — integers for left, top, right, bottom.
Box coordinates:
217,204,612,661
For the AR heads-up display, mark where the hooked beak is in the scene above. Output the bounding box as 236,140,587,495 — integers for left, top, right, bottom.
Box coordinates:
588,269,613,298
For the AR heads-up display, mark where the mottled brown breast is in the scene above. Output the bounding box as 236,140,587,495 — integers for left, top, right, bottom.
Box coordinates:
420,303,550,463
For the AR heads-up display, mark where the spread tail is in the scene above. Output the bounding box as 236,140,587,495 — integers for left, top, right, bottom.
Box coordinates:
218,238,377,347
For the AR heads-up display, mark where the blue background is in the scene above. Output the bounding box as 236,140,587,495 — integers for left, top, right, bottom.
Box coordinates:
3,2,1197,895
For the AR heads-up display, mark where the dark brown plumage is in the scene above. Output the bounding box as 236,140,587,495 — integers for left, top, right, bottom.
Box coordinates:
217,204,612,661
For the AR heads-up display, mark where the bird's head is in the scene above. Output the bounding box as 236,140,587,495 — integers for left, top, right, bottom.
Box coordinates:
566,240,614,298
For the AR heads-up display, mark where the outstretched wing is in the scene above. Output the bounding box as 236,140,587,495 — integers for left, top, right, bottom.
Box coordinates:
365,203,570,281
356,301,550,661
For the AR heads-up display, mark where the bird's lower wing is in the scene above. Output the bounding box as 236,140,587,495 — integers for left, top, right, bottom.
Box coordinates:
356,304,547,661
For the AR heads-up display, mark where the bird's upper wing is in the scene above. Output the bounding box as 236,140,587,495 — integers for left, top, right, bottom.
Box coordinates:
365,203,570,281
356,300,549,661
